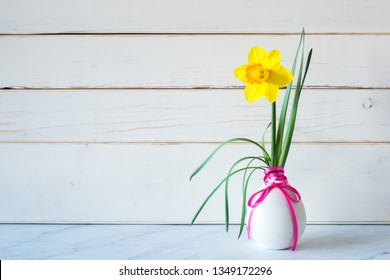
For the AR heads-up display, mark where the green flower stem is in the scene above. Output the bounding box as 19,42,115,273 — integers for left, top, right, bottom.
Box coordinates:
271,102,276,166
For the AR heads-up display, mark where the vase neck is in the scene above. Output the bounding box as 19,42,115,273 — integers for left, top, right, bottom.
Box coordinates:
263,166,288,187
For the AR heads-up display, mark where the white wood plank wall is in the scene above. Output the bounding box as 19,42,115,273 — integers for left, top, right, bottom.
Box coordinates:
0,0,389,224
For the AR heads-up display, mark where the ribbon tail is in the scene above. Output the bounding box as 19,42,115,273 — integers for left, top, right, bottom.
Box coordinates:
283,195,299,251
247,207,255,240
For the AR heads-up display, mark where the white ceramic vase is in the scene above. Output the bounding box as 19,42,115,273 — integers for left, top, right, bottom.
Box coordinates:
248,187,306,250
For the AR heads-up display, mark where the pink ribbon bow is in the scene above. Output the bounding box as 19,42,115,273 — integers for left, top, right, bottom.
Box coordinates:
247,166,301,250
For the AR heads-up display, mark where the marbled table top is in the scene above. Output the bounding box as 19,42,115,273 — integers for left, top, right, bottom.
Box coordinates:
0,224,389,260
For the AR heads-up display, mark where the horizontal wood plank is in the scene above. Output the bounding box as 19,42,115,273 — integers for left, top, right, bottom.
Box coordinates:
0,143,389,223
0,0,389,34
0,89,388,143
1,35,390,89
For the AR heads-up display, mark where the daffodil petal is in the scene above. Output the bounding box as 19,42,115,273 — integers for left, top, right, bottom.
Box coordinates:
244,84,265,103
248,46,266,64
263,50,281,70
264,83,280,103
268,66,294,86
234,64,249,84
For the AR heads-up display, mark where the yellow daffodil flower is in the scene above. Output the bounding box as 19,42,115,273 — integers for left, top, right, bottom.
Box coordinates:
234,46,293,103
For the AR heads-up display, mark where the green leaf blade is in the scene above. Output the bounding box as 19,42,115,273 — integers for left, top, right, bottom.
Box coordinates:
190,138,271,181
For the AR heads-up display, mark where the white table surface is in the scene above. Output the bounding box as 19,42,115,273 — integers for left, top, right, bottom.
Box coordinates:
0,224,389,260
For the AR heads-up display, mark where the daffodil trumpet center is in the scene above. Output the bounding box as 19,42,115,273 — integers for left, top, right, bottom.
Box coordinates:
246,63,270,84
